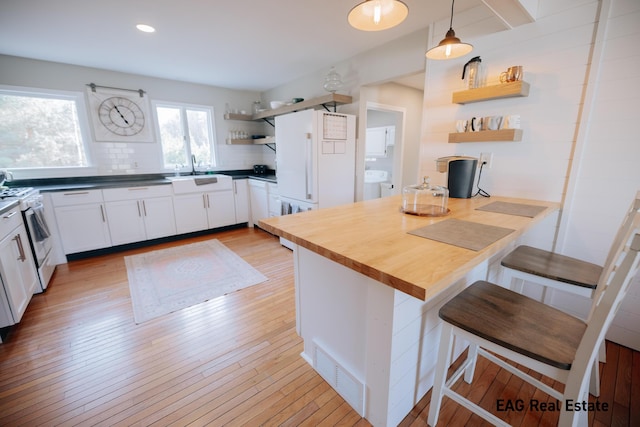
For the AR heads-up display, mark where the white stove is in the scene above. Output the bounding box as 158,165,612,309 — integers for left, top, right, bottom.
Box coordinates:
0,187,54,293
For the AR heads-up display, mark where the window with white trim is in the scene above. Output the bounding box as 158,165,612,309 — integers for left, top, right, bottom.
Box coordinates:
0,86,90,168
154,102,217,171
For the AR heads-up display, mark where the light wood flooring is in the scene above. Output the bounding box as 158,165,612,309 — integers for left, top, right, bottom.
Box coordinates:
0,227,638,426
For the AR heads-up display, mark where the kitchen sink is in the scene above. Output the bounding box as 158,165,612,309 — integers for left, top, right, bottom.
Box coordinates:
167,174,233,193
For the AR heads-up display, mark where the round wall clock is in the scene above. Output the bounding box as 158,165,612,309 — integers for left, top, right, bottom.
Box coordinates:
87,87,154,143
98,96,145,136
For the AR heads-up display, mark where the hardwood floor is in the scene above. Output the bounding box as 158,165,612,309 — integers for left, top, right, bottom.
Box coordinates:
0,227,638,426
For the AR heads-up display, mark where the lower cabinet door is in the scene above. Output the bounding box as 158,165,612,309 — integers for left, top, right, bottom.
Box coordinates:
54,204,112,254
0,224,38,324
206,190,237,228
142,196,177,240
173,194,208,234
105,200,146,246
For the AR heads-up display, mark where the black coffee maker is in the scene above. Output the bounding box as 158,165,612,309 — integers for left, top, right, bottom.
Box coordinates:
436,156,478,198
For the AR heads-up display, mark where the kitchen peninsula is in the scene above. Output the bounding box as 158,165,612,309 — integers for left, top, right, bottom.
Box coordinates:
259,195,559,426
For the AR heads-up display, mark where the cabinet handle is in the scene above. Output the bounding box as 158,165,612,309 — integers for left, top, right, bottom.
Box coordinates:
203,194,207,209
128,187,148,191
13,234,26,262
100,204,106,222
234,181,237,194
2,211,17,219
142,200,147,216
137,200,142,217
206,194,211,208
63,191,89,196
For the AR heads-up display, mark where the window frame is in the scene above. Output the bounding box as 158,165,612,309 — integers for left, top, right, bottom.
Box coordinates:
152,100,218,172
0,84,94,175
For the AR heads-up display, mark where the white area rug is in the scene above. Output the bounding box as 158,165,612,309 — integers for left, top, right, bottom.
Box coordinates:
125,239,267,324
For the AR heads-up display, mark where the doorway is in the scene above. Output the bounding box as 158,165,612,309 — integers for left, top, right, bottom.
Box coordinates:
363,102,405,200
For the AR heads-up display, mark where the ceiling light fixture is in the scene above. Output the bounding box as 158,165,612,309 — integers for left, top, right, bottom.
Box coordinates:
348,0,408,31
425,0,472,60
136,24,156,33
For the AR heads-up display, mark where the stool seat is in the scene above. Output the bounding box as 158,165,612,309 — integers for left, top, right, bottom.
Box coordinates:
501,245,602,289
440,280,586,370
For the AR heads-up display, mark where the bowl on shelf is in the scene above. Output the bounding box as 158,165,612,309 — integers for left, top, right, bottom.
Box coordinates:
270,101,286,109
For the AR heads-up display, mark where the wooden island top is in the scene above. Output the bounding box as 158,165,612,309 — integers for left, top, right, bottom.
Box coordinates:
258,195,560,301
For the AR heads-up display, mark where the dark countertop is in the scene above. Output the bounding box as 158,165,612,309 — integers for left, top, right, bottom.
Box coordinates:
8,170,277,193
0,199,19,216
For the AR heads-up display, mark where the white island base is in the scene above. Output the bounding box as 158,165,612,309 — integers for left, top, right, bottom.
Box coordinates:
293,244,499,426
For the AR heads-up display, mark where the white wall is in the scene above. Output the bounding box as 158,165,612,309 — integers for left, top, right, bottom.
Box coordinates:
0,55,272,178
556,0,640,349
420,0,640,350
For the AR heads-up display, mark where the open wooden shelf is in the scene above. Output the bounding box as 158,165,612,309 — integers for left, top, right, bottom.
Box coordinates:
224,93,352,123
223,113,253,121
226,136,275,145
448,129,523,143
452,81,530,104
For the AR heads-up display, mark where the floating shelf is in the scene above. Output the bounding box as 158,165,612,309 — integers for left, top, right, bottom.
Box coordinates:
223,113,253,121
224,93,352,123
448,129,523,143
226,136,275,145
452,81,530,104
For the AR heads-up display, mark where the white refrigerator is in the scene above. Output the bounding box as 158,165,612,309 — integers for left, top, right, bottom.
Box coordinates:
275,109,356,215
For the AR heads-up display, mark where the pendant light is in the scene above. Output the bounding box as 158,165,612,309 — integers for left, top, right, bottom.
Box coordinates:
348,0,408,31
426,0,472,60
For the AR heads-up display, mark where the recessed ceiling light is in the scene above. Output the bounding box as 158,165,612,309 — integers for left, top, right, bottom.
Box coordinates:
136,24,156,33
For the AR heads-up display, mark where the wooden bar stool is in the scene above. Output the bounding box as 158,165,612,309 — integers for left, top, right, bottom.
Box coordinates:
427,214,640,427
500,191,640,305
499,191,640,396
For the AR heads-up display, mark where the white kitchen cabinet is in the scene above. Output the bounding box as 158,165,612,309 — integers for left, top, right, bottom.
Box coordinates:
173,191,237,234
103,186,176,246
233,179,250,224
173,193,209,234
0,206,38,327
248,179,269,226
365,126,395,157
267,183,281,217
206,190,237,228
51,190,111,254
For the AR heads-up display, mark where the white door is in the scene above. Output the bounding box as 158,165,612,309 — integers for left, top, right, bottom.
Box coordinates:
173,193,208,234
206,191,236,228
105,200,146,245
142,196,177,239
54,204,112,254
233,179,250,224
0,225,37,323
276,110,316,203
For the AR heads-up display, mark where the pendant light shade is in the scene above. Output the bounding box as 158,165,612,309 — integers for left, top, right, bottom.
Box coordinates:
426,0,472,60
348,0,408,31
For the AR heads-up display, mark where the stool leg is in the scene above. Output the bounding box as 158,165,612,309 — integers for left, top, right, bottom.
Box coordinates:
428,323,455,427
464,343,478,383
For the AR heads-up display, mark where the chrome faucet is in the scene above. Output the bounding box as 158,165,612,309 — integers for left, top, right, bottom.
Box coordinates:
191,155,197,175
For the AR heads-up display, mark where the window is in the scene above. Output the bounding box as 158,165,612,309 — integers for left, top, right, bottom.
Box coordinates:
0,86,90,168
154,102,217,170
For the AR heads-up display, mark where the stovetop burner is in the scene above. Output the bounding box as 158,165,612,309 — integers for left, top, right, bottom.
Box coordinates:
0,187,34,200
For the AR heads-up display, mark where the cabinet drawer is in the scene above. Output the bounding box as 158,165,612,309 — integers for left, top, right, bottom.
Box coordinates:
103,185,173,201
50,189,104,207
0,206,22,239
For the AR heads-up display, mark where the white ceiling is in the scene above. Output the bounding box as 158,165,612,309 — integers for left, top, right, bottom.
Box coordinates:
0,0,483,92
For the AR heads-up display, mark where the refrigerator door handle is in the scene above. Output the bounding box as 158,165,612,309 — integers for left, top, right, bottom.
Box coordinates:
305,132,312,200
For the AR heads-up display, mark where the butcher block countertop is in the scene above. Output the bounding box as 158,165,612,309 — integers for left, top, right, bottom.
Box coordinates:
258,195,560,301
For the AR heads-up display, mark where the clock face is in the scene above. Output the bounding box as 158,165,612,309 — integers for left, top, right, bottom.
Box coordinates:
98,96,145,136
